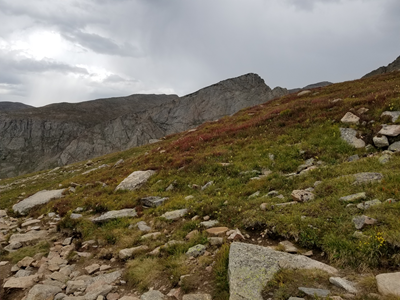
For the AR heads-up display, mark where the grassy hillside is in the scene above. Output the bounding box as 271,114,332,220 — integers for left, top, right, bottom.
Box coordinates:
1,71,400,299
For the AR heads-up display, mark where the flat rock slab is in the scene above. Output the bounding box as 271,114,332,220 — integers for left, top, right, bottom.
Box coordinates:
161,209,188,220
378,125,400,136
381,111,400,122
200,220,219,228
329,277,358,293
340,128,365,148
141,290,166,300
119,246,149,260
141,196,169,207
376,272,400,296
339,192,366,202
341,112,360,125
115,170,155,191
353,172,383,185
4,275,39,289
206,227,229,236
298,287,330,298
229,242,337,300
186,244,206,257
9,230,47,245
25,284,62,300
291,190,314,202
92,209,137,223
12,189,65,215
182,294,212,300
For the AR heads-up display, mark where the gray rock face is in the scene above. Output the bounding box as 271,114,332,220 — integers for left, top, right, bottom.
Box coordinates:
115,170,155,191
92,209,137,223
363,55,400,78
376,272,400,296
228,242,337,300
12,189,65,215
25,284,62,300
340,128,365,148
0,74,287,179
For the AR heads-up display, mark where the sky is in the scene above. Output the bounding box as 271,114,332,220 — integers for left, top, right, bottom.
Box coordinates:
0,0,399,107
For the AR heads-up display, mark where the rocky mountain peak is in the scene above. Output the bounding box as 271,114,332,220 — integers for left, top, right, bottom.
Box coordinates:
363,55,400,78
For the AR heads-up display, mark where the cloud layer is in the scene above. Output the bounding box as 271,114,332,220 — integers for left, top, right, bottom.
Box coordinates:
0,0,399,107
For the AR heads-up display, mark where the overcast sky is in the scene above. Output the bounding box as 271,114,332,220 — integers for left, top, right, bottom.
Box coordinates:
0,0,399,107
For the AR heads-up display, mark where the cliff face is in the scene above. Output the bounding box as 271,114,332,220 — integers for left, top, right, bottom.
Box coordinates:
0,73,287,178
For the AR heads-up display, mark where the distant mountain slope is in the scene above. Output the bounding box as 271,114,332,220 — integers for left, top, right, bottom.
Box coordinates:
0,102,34,112
0,73,287,178
363,55,400,78
288,81,333,94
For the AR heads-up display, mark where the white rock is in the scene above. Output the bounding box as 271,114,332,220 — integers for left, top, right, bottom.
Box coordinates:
341,112,360,125
115,170,156,191
12,189,65,215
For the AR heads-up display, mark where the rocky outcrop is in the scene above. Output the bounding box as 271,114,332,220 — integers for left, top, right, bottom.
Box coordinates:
363,55,400,78
0,74,287,178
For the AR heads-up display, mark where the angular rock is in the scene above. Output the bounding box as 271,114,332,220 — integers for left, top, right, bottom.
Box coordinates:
373,136,389,148
21,219,41,228
356,199,381,210
200,220,219,228
298,287,330,297
50,271,69,283
348,154,360,162
229,242,337,300
352,215,377,229
25,284,62,300
298,90,311,96
9,230,47,245
87,270,122,285
115,170,156,191
329,277,358,294
182,294,212,300
206,227,229,236
17,256,35,268
339,192,367,202
379,153,391,164
12,189,65,215
208,237,223,246
186,244,206,257
186,230,199,240
291,190,314,202
201,181,213,191
4,275,39,289
70,213,83,219
376,272,400,296
85,263,100,275
161,209,188,220
15,269,32,278
85,281,113,300
92,209,137,223
227,229,245,240
388,141,400,151
135,221,151,232
378,125,400,137
381,111,400,122
341,112,360,125
141,196,169,208
353,172,383,185
140,290,166,300
340,128,365,148
141,232,161,240
279,240,298,253
66,280,87,294
119,245,149,260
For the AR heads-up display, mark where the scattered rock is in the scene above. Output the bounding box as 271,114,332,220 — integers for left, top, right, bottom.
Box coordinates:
298,287,330,298
141,232,161,240
186,244,207,257
85,264,100,275
352,215,377,229
291,190,314,202
208,237,223,246
115,170,156,191
297,90,311,96
200,220,219,228
182,294,212,300
356,199,381,210
119,245,149,260
206,227,229,236
378,153,391,164
381,111,400,122
388,141,400,151
135,221,152,232
161,209,188,220
227,229,245,240
25,284,62,300
3,275,39,289
347,155,359,162
340,128,365,148
141,197,169,208
373,135,389,148
378,125,400,137
339,192,366,202
92,209,137,223
376,272,400,296
9,230,47,245
12,189,65,215
201,181,214,191
341,112,360,125
353,172,383,185
186,230,199,240
228,242,337,300
278,240,298,253
329,277,358,294
140,290,166,300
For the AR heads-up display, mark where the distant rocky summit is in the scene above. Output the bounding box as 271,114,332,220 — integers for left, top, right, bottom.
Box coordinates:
0,102,34,112
0,73,287,178
363,55,400,78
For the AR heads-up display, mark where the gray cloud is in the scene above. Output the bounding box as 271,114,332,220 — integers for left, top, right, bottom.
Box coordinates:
0,0,399,106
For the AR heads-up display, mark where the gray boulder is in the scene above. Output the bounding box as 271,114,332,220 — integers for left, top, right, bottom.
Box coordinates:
341,112,360,125
329,277,358,294
92,209,137,223
228,242,337,300
12,189,65,215
115,170,155,191
186,244,206,257
25,284,62,300
141,196,169,208
339,192,366,202
376,272,400,296
378,125,400,137
298,287,330,298
373,136,389,148
352,215,377,229
141,290,166,300
161,209,188,220
381,111,400,122
389,141,400,151
340,128,365,148
353,172,383,185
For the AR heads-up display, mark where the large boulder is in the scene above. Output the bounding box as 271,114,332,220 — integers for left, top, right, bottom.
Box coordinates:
340,128,365,148
376,272,400,296
12,189,65,215
115,170,156,191
25,284,62,300
228,242,337,300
